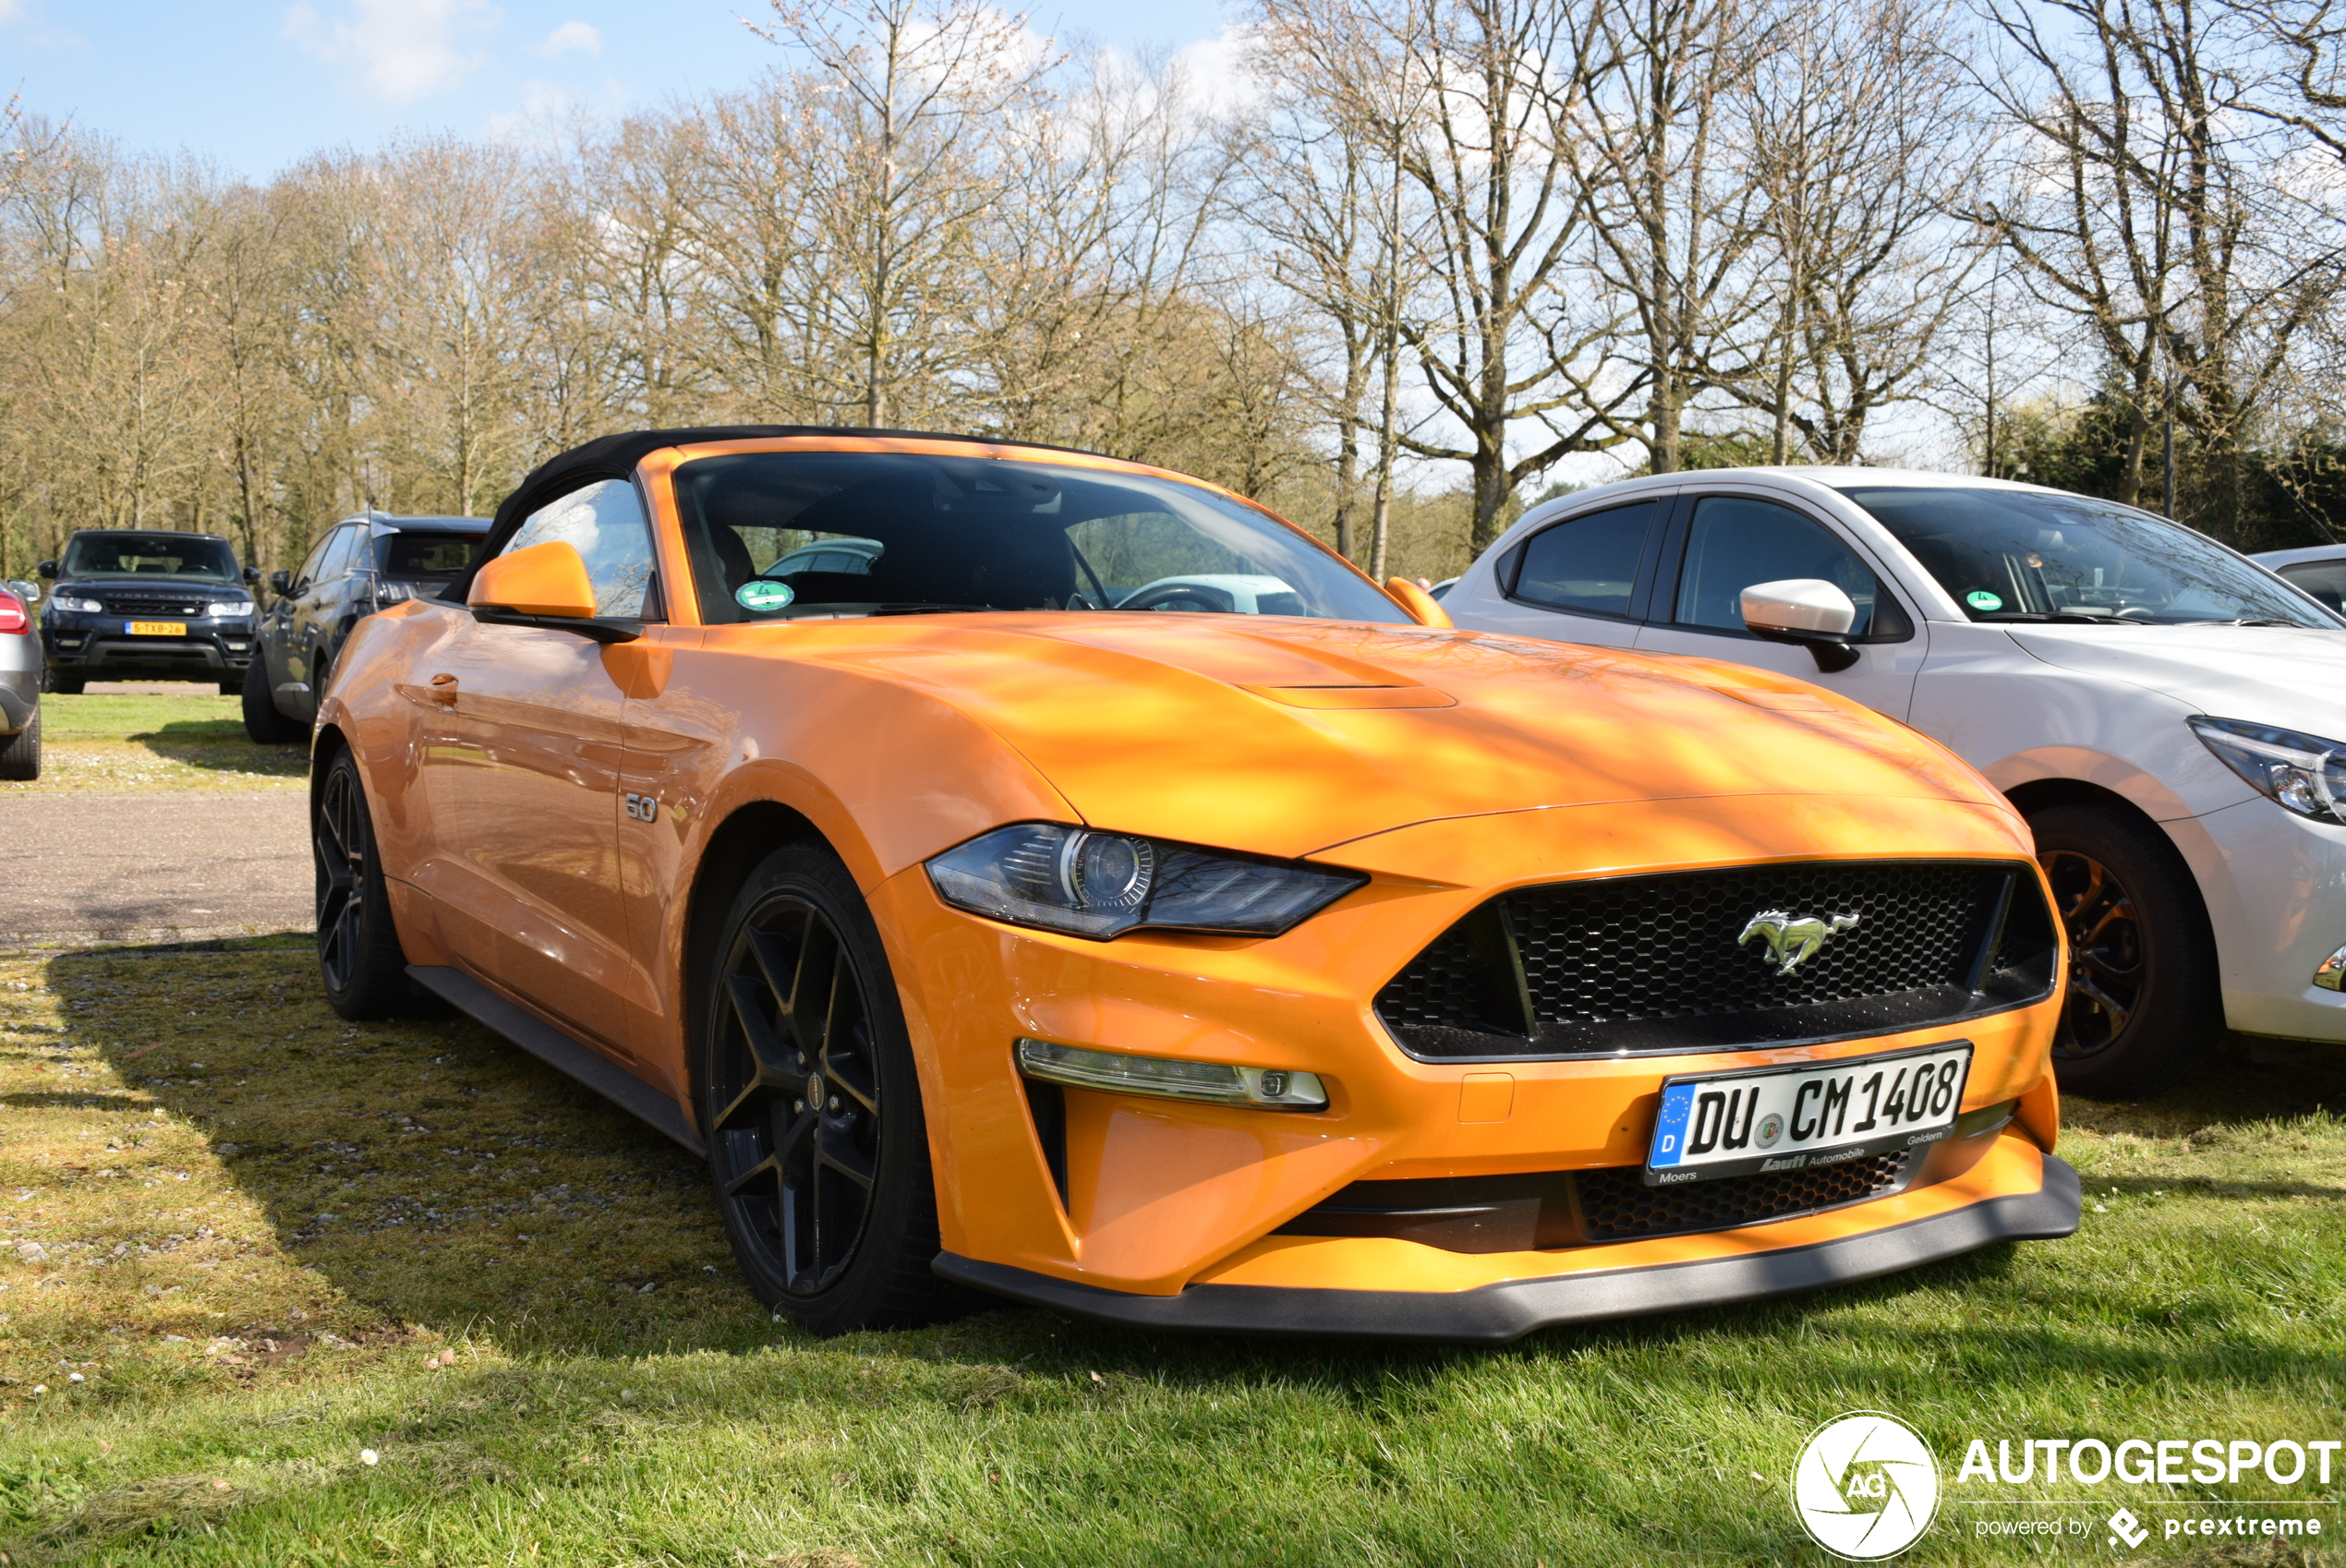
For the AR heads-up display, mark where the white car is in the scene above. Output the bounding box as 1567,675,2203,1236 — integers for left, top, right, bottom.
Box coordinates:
1443,466,2346,1097
2251,544,2346,613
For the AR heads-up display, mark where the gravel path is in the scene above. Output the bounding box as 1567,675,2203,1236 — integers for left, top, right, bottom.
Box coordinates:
0,790,311,946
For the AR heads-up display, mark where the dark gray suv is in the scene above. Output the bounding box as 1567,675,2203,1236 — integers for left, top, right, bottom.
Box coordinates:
37,531,261,694
244,513,487,742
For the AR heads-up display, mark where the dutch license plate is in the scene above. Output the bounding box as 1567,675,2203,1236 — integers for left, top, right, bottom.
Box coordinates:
126,621,187,636
1644,1042,1973,1186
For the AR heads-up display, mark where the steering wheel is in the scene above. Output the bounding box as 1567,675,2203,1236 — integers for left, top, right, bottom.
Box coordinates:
1120,584,1238,613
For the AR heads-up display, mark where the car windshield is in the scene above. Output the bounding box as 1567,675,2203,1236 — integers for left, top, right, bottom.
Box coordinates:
383,533,483,577
62,533,240,584
1836,486,2340,628
672,451,1408,625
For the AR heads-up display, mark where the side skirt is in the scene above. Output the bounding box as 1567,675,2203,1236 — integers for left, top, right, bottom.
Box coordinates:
406,964,704,1157
935,1157,2081,1344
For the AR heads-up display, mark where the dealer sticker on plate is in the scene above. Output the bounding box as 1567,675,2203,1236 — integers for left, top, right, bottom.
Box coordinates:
126,621,187,636
1644,1042,1973,1186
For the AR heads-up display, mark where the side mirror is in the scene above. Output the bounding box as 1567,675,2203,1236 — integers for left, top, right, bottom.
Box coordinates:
244,565,261,585
35,561,56,580
269,569,292,597
467,541,639,644
6,578,38,604
1740,578,1860,673
1385,575,1454,630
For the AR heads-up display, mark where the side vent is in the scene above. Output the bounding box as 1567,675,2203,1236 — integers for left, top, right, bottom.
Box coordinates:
1021,1077,1070,1210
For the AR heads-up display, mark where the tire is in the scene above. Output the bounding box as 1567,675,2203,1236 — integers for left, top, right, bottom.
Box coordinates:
0,707,39,782
242,654,302,743
694,841,972,1335
42,672,82,695
313,746,410,1019
2029,802,2219,1099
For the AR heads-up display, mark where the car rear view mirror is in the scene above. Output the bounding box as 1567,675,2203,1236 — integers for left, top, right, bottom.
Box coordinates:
244,565,261,585
35,561,56,580
6,578,38,604
1385,576,1455,629
467,540,640,644
269,569,292,597
1740,578,1860,673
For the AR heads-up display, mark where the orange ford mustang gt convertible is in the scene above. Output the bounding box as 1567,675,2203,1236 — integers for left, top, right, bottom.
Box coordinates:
312,426,2079,1340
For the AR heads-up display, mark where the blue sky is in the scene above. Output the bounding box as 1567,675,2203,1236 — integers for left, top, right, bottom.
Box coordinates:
1,0,1230,177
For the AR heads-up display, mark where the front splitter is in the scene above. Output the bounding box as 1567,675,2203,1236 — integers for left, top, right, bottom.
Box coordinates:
935,1156,2079,1343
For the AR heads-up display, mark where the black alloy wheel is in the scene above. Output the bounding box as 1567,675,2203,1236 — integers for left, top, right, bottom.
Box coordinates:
698,842,969,1334
2027,802,2218,1099
313,747,411,1019
2041,849,2143,1055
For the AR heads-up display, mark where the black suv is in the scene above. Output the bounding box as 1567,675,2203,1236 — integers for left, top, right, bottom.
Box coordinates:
244,513,487,742
37,531,261,694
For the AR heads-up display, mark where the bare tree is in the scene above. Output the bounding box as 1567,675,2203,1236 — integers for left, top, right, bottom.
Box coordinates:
748,0,1058,428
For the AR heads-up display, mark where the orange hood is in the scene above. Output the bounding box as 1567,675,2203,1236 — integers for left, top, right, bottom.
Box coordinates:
793,614,2011,861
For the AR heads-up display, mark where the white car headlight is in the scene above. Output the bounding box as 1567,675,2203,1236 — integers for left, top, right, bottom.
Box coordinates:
2189,717,2346,824
926,823,1366,939
52,595,103,613
207,602,252,619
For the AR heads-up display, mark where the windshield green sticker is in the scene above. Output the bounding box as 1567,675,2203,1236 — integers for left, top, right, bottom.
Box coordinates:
1965,590,2003,611
736,580,796,612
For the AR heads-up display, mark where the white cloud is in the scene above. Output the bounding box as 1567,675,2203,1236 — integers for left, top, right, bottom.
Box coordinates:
538,19,599,57
283,0,502,102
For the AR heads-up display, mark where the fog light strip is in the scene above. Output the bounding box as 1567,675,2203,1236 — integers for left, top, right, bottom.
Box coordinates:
1013,1038,1327,1110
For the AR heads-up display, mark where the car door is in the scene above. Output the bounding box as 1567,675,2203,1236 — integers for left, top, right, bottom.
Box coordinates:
1455,496,1672,649
413,478,661,1061
289,525,362,718
263,531,335,706
323,524,384,672
1632,489,1929,720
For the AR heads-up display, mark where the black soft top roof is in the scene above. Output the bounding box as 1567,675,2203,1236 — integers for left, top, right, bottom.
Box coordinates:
461,424,1112,597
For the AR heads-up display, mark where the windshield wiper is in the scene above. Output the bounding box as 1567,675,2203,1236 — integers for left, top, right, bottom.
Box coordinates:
2178,618,2305,628
1976,611,2143,625
862,602,998,617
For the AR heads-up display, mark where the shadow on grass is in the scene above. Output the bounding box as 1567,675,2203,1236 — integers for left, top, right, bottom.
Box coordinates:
122,721,305,775
37,935,2346,1401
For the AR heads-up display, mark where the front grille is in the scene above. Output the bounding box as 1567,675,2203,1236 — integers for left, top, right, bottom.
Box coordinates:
1275,1151,1917,1251
1576,1151,1912,1241
103,594,208,617
1375,860,2057,1059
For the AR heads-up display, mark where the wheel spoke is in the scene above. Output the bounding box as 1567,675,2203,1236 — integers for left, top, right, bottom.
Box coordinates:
722,1151,784,1200
816,1116,876,1188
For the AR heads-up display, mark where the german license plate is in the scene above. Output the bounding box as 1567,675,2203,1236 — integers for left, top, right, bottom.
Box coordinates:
1644,1042,1973,1186
126,621,187,636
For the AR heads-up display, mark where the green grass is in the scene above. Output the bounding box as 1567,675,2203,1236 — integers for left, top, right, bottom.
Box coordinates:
5,694,305,793
0,940,2338,1564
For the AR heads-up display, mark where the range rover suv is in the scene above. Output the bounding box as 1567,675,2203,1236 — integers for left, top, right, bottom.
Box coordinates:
36,531,261,694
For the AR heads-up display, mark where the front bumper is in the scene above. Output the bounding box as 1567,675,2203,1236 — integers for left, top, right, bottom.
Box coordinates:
42,621,252,681
937,1142,2078,1341
877,790,2068,1313
2167,798,2346,1042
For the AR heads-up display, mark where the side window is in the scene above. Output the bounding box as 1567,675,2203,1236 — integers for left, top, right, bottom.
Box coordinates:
316,527,363,586
2279,561,2346,613
1675,497,1905,640
1509,501,1661,619
504,479,658,619
289,531,338,594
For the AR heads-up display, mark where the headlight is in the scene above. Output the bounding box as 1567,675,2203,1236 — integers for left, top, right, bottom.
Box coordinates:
2189,717,2346,823
51,595,103,614
926,823,1367,938
207,601,252,619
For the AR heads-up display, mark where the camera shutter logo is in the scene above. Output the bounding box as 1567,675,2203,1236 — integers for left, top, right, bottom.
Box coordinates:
1791,1411,1941,1560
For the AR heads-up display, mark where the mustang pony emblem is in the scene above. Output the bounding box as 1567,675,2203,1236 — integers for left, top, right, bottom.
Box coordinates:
1738,909,1860,974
